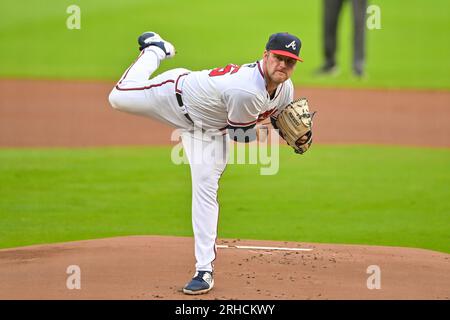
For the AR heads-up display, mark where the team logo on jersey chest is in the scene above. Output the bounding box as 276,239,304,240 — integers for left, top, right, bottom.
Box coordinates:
285,41,297,50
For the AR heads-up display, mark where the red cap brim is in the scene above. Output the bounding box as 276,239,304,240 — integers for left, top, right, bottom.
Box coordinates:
270,50,304,62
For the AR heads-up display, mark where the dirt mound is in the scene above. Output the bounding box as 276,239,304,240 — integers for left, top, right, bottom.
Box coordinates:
0,236,448,300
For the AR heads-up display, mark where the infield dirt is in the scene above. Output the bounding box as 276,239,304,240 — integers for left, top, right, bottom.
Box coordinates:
1,79,449,148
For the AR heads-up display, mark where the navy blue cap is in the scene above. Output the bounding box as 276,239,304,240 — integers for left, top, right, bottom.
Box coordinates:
266,32,303,62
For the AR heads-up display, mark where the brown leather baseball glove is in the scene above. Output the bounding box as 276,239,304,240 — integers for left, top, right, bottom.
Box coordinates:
275,98,316,154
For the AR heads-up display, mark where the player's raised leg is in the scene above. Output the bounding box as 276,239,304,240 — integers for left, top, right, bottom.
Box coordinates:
108,32,175,116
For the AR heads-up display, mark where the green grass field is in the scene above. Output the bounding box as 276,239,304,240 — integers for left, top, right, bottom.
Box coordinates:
0,1,448,253
1,0,449,89
1,145,449,253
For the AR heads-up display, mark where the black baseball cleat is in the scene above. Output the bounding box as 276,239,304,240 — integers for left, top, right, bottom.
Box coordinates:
353,67,365,78
183,271,214,295
137,31,176,58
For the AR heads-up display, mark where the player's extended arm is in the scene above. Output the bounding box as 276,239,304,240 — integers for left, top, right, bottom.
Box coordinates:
224,89,264,143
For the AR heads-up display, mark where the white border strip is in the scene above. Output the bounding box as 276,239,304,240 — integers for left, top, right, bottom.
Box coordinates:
217,245,313,252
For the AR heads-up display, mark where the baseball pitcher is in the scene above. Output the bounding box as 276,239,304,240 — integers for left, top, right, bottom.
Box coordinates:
108,31,314,295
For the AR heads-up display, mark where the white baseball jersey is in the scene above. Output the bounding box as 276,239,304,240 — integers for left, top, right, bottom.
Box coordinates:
180,60,294,130
109,48,296,274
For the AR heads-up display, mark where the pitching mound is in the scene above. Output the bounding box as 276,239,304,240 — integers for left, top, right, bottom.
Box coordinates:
0,236,448,300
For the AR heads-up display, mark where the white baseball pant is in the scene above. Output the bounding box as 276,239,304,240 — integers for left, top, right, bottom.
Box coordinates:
108,47,229,272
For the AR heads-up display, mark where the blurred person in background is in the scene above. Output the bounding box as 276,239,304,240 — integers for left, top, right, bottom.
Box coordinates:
315,0,367,77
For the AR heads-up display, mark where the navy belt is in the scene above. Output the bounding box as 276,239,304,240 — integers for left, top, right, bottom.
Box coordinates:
176,92,194,124
174,72,193,124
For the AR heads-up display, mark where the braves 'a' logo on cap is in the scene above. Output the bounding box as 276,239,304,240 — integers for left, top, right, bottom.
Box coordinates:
285,40,297,50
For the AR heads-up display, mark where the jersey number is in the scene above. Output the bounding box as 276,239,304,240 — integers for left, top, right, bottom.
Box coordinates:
209,64,241,77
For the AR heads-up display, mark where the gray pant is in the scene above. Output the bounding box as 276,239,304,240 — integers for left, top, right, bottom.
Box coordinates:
323,0,367,72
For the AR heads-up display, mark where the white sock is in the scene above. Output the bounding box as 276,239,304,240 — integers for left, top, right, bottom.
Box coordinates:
145,46,166,60
118,50,161,84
